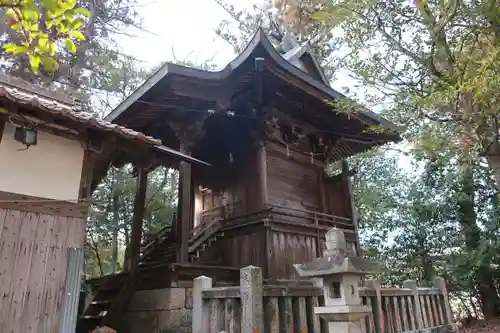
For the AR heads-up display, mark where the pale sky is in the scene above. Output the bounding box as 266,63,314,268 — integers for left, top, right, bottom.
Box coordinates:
114,0,254,70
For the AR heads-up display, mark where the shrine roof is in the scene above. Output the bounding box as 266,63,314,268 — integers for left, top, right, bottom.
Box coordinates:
106,29,399,135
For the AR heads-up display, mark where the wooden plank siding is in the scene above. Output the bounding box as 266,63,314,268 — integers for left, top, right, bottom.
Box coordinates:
0,207,86,333
266,143,321,212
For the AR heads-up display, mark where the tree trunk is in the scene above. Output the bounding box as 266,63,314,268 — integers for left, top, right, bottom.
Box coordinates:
458,163,500,319
485,142,500,190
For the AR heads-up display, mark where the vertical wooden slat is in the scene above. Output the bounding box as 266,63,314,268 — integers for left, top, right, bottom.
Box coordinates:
406,295,416,330
400,296,409,332
209,299,224,333
392,297,403,332
295,297,308,333
366,281,384,333
365,297,375,333
0,210,22,330
433,294,441,326
435,294,445,325
42,215,70,332
225,298,240,333
280,297,294,333
20,213,51,333
384,296,393,333
307,297,321,333
420,295,429,328
434,277,453,325
265,297,280,333
427,295,436,327
403,280,424,330
12,212,38,332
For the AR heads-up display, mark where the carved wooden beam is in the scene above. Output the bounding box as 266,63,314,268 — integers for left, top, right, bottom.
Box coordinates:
167,115,208,153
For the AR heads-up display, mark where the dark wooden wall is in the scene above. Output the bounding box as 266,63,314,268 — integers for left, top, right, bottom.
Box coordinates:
193,146,261,229
266,142,321,211
190,138,359,281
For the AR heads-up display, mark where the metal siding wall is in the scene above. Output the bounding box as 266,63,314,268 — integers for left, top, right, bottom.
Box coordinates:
59,248,84,333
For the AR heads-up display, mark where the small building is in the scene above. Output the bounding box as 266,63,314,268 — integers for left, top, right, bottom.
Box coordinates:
79,30,401,332
0,74,207,333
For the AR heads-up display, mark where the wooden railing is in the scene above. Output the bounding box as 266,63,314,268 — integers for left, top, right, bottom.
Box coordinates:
140,213,176,259
267,204,354,229
188,206,357,263
193,266,456,333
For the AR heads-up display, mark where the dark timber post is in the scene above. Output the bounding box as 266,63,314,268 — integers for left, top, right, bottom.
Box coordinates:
342,160,362,257
178,143,192,263
129,165,148,273
169,118,205,264
101,165,148,329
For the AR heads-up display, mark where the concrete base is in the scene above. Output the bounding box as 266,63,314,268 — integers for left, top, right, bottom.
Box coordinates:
120,287,193,333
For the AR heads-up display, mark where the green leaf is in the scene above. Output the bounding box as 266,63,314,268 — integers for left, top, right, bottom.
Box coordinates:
5,9,17,18
310,11,331,22
64,38,76,53
11,45,30,55
70,30,85,40
42,0,59,12
71,18,84,29
48,41,56,56
2,43,19,52
21,7,39,21
37,37,49,52
74,7,92,17
10,23,22,31
40,56,58,73
29,55,41,73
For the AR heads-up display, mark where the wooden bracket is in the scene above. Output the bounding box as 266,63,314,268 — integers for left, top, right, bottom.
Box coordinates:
168,115,208,152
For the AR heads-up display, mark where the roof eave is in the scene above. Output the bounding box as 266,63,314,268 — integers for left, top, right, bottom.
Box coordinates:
106,29,400,135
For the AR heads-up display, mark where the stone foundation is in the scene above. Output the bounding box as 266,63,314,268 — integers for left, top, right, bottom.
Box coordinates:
120,288,193,333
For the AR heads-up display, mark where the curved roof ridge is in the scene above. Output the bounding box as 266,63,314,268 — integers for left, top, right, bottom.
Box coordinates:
105,29,399,134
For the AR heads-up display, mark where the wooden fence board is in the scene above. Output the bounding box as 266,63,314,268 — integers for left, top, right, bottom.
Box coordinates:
192,266,455,333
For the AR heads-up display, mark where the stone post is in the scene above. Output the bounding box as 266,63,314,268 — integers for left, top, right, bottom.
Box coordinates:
193,275,212,333
240,266,264,333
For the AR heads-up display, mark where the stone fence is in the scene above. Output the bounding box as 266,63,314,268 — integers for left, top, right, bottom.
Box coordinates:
192,266,456,333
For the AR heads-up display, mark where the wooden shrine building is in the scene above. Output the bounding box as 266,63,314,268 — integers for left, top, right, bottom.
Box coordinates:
0,74,207,333
108,30,399,277
77,29,401,332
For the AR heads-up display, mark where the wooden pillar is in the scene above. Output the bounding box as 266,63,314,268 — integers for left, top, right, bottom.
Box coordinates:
342,160,362,256
177,145,192,263
257,142,268,209
129,166,148,274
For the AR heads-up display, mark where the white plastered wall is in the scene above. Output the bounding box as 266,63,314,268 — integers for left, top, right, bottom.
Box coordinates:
0,122,85,201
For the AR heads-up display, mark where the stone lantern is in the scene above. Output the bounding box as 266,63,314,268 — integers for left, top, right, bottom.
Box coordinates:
294,228,378,333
